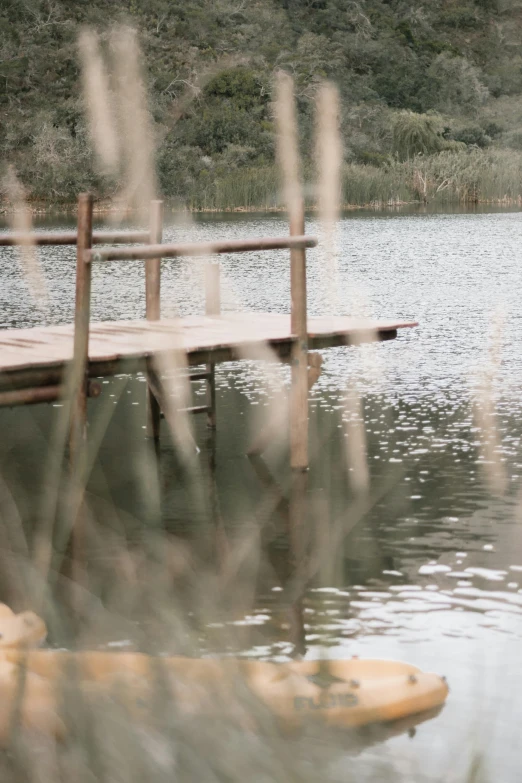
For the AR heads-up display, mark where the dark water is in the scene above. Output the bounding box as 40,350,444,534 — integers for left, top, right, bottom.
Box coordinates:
1,206,522,778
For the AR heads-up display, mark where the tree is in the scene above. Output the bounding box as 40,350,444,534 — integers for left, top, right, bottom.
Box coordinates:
391,110,445,160
425,53,489,115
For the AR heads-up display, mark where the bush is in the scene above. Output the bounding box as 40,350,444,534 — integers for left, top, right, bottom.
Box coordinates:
449,125,492,147
439,8,480,28
483,121,503,139
391,110,446,161
176,106,273,157
355,150,392,167
504,130,522,151
203,68,266,112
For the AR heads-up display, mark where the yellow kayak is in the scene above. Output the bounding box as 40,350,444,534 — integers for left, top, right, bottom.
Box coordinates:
0,605,47,649
4,648,421,682
0,606,449,742
3,649,448,733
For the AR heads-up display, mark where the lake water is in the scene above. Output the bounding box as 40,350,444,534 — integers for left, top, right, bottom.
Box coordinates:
1,205,522,779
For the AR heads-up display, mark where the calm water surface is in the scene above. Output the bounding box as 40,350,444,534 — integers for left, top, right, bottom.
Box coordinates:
1,206,522,779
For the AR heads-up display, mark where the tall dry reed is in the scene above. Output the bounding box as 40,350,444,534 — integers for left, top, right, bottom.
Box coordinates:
473,309,507,496
2,167,48,307
110,25,157,220
78,29,120,176
274,71,303,223
315,82,342,314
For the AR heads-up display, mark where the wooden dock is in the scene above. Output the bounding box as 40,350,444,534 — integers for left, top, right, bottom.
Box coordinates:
0,192,419,572
0,313,415,394
0,193,417,463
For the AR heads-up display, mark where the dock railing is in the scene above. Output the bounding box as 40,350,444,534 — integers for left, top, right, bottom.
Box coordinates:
0,193,318,475
70,193,316,472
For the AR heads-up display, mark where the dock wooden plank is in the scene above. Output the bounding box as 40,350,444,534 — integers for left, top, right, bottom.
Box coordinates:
0,314,417,377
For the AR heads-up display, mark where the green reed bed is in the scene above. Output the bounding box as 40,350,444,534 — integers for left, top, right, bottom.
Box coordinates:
184,167,281,212
4,149,522,215
340,163,413,207
342,149,522,207
177,149,522,212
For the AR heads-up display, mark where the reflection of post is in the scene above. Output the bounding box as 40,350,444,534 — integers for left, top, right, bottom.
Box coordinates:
70,193,93,460
207,427,229,571
146,200,163,441
205,262,220,431
203,262,225,566
69,192,93,595
265,514,308,657
288,595,306,657
288,469,308,614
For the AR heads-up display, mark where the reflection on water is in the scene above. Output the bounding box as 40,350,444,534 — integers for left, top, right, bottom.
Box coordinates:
2,206,522,777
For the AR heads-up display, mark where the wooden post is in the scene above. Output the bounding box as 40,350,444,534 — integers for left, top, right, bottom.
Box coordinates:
289,199,308,470
288,199,309,581
146,200,163,440
67,192,93,596
70,193,93,458
205,262,220,430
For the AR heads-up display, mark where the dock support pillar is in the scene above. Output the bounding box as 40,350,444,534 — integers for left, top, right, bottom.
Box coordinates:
145,200,163,441
289,200,309,577
289,199,308,472
205,262,220,431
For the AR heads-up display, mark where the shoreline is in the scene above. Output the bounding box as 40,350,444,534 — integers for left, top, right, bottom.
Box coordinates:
1,196,522,218
0,199,418,218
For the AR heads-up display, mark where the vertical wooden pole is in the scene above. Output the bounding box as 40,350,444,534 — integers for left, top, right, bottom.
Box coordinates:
289,200,309,579
70,193,93,459
205,262,220,430
289,199,308,470
146,200,163,440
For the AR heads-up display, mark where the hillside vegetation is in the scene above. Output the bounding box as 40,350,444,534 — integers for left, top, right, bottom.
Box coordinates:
2,0,522,208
